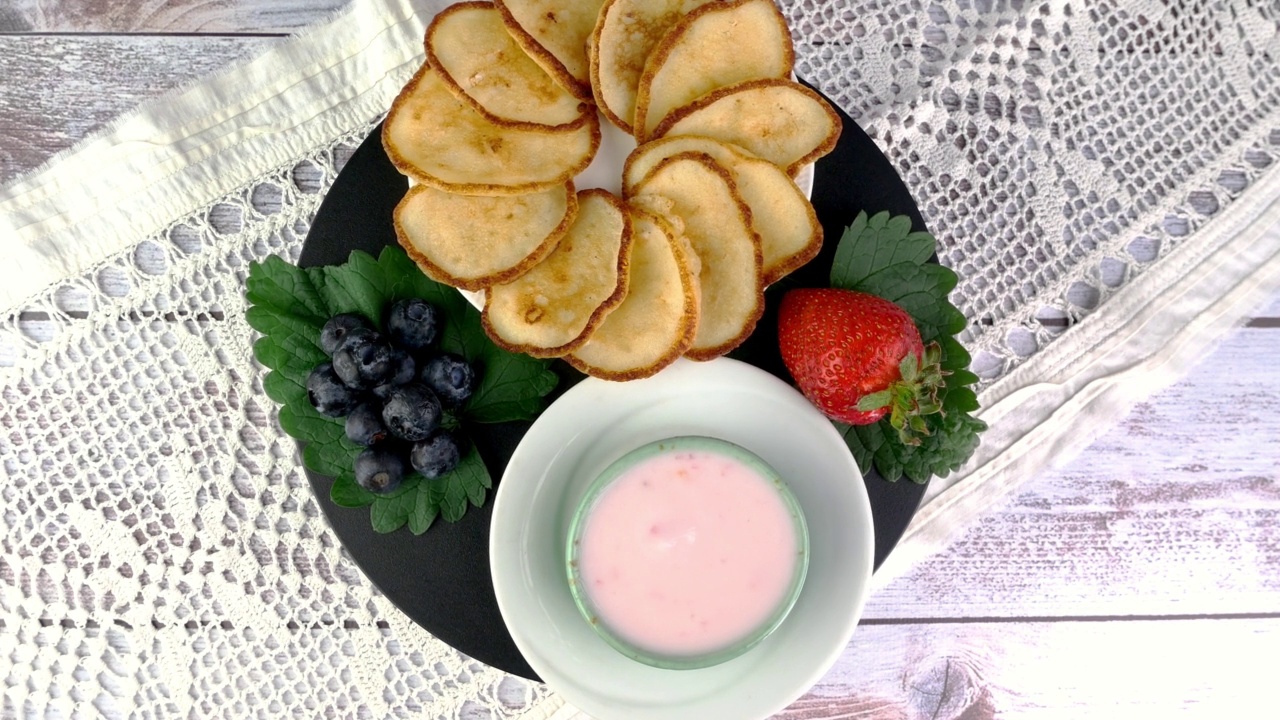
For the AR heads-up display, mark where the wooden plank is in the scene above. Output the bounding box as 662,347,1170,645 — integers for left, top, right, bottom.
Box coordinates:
0,35,276,183
780,619,1277,719
864,326,1280,620
0,0,348,34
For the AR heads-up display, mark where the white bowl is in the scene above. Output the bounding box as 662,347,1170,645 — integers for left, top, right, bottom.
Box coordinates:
489,358,874,720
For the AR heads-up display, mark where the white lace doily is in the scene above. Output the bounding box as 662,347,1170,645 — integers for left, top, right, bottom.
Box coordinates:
2,0,1279,717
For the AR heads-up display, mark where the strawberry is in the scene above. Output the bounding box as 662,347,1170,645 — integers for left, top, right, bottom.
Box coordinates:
777,288,945,444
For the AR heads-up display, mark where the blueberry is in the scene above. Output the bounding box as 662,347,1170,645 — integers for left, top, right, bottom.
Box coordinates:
345,403,388,447
387,348,417,385
333,341,395,389
354,447,405,495
371,349,417,400
421,353,477,407
371,382,396,402
381,384,442,442
306,362,359,417
335,327,380,355
331,348,360,387
386,298,440,350
320,314,371,355
410,431,462,479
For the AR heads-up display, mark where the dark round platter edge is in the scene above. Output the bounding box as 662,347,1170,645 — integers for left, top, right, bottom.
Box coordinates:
296,89,929,682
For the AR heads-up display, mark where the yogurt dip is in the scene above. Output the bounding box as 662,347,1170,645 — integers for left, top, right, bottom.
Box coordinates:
567,436,808,669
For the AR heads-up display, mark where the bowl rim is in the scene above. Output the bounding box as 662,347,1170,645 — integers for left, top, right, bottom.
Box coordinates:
564,435,811,670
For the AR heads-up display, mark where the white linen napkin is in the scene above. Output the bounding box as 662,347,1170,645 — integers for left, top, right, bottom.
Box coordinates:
4,0,1280,717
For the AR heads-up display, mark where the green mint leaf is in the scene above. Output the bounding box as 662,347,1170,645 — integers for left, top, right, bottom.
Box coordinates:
245,255,329,324
278,403,343,444
378,246,470,319
371,489,417,533
381,474,424,500
303,438,355,479
248,246,558,532
253,336,318,380
438,446,490,522
841,403,985,485
315,250,392,328
245,306,327,365
331,474,376,508
408,480,444,534
465,355,559,424
830,210,937,290
264,370,308,408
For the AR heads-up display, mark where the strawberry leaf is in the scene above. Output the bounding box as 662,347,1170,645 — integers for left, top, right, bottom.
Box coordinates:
824,213,987,484
830,210,938,290
856,263,959,342
245,246,556,531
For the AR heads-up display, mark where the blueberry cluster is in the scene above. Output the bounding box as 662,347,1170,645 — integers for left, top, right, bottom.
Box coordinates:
305,299,479,495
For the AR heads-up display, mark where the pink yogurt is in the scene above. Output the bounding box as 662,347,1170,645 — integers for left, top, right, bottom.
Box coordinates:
571,439,806,665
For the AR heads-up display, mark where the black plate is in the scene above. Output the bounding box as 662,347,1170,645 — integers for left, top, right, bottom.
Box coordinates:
299,91,929,682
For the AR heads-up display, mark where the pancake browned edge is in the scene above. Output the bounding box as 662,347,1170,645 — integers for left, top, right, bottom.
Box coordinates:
622,135,822,285
587,0,634,133
588,0,717,134
381,63,600,196
424,1,590,130
632,0,795,142
565,208,700,380
630,151,764,362
649,78,842,176
481,189,634,358
492,0,602,103
394,182,578,291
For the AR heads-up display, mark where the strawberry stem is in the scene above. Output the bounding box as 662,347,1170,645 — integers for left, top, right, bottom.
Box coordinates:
859,343,949,446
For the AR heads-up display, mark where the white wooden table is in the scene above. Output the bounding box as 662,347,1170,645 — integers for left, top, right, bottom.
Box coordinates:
4,3,1277,717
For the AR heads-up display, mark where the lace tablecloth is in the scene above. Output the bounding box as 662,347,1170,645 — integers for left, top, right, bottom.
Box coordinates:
3,0,1279,717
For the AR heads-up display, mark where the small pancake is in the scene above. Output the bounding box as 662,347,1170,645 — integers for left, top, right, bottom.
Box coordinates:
493,0,608,101
482,190,633,357
395,182,577,291
651,79,841,175
588,0,717,133
624,135,821,284
630,152,764,360
633,0,794,142
567,208,699,380
382,64,599,195
426,1,588,128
